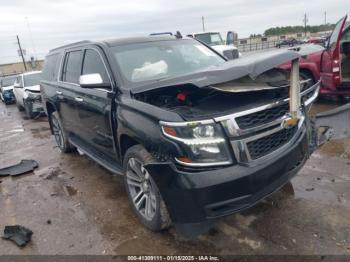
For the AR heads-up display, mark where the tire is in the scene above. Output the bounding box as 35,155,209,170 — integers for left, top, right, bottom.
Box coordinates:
123,145,171,231
300,71,315,88
50,111,75,153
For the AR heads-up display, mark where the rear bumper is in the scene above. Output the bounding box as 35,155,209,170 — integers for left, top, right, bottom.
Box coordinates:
146,127,309,225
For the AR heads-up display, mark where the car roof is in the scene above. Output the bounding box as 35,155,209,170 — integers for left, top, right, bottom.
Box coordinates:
48,35,190,54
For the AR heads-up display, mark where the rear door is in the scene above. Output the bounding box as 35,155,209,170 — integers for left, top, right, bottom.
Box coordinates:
73,47,116,159
58,49,83,136
320,15,347,90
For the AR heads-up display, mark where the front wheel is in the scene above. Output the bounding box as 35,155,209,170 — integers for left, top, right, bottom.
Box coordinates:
123,145,171,231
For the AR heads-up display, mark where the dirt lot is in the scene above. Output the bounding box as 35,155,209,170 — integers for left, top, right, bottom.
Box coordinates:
0,100,349,256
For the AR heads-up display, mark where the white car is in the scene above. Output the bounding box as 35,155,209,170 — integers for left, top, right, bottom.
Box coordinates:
13,71,44,118
189,32,241,60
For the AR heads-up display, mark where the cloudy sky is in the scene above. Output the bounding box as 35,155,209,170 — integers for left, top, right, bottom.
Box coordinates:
0,0,349,64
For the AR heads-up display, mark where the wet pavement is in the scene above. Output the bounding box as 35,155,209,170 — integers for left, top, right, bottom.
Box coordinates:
0,100,349,255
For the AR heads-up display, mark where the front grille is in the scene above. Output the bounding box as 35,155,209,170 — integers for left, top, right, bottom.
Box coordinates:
236,103,289,130
247,126,297,160
223,49,239,60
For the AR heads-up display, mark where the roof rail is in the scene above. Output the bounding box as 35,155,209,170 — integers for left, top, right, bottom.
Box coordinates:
49,40,91,52
150,32,173,36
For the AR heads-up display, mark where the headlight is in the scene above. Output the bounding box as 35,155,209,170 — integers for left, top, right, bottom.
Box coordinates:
160,120,233,166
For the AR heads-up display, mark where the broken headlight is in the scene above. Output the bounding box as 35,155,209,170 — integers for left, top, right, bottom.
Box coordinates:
160,120,233,166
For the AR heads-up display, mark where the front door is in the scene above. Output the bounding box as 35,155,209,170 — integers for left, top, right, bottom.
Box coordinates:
58,49,83,136
74,47,116,159
320,15,347,91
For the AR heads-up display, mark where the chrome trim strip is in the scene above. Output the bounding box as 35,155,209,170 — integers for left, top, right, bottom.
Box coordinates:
231,117,305,163
160,119,214,127
304,83,320,106
175,158,231,167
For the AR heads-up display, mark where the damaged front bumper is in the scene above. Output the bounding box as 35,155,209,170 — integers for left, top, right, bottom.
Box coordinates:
24,92,45,114
145,124,309,236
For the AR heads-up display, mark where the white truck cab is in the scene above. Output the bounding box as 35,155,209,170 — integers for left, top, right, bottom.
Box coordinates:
189,31,241,60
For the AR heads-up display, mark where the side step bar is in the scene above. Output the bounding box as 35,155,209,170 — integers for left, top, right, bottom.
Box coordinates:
312,103,350,148
69,137,123,175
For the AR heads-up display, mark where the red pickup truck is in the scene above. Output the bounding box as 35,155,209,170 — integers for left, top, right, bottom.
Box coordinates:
279,15,350,97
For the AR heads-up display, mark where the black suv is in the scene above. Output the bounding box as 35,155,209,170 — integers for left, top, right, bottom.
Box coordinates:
41,36,320,235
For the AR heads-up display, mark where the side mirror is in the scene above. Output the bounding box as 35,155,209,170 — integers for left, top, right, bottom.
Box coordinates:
342,42,350,56
79,74,110,88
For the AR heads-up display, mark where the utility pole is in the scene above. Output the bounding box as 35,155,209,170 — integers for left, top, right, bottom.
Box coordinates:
16,35,27,71
303,13,308,37
202,16,205,32
324,11,327,25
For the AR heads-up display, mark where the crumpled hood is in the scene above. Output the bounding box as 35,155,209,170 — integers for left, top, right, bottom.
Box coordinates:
2,85,14,91
24,85,40,92
131,48,300,94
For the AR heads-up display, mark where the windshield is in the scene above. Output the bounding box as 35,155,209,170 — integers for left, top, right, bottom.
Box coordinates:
24,73,42,86
1,76,16,87
112,39,225,85
194,33,225,46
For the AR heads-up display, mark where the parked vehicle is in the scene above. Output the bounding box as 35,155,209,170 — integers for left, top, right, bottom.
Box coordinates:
279,15,350,98
0,75,17,104
307,36,326,46
13,71,44,118
188,32,240,60
41,35,347,236
276,38,299,48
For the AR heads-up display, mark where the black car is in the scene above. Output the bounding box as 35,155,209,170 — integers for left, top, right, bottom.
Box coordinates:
0,75,17,104
276,38,299,48
41,36,320,236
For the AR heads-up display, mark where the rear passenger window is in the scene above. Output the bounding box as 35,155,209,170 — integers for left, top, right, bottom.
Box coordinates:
82,49,109,83
62,51,82,84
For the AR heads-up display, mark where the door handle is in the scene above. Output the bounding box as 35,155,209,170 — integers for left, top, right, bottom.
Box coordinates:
75,97,84,102
56,91,63,95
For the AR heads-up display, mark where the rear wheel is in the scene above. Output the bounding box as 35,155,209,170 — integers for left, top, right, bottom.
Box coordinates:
50,111,75,153
123,145,171,231
300,71,315,88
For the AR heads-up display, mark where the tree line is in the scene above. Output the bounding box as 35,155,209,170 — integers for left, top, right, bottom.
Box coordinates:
264,24,335,36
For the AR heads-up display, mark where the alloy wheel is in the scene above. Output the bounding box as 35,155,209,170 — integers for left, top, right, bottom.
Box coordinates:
51,116,64,149
126,157,157,221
